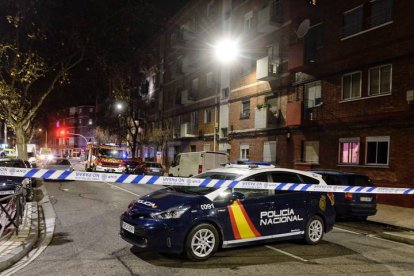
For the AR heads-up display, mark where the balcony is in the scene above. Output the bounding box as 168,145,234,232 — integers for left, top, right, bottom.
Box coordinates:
286,101,302,126
180,122,196,137
257,4,282,33
255,106,278,129
256,56,280,81
181,90,196,105
288,41,305,72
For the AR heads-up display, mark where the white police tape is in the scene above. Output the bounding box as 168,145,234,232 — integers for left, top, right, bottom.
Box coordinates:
1,167,413,195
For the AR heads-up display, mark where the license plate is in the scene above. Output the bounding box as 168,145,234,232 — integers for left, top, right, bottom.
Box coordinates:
360,197,372,202
152,169,160,172
122,221,135,233
0,190,14,195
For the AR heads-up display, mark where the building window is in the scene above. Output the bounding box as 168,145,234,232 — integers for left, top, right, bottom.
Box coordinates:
89,107,93,113
207,0,215,17
240,99,250,119
305,23,323,64
190,145,196,152
303,141,319,163
263,141,276,163
190,111,198,134
369,64,392,96
339,138,360,164
221,127,228,138
342,71,361,100
343,6,363,37
191,78,198,100
69,107,76,115
240,144,250,160
88,119,93,125
370,0,393,28
244,11,254,32
304,81,322,108
221,87,229,99
206,72,214,89
204,109,212,124
366,136,389,165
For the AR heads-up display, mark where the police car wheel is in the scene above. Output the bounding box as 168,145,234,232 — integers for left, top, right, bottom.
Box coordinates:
185,223,219,261
304,215,324,245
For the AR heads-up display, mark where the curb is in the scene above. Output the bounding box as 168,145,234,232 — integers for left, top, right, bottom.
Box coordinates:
0,202,39,272
380,231,414,246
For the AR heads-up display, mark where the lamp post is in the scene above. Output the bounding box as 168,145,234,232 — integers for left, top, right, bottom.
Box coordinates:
38,128,48,147
212,38,239,152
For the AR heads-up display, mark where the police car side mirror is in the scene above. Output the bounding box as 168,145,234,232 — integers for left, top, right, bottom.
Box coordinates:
230,192,245,202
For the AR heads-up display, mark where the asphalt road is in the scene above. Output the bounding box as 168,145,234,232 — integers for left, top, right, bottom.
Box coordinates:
13,179,414,276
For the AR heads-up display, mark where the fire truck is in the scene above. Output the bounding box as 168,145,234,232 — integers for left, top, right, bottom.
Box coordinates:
84,143,128,173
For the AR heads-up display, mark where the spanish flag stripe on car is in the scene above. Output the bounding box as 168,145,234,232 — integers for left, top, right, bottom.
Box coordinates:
227,200,261,239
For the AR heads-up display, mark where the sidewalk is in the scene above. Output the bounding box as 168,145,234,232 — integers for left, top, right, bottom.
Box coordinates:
368,203,414,245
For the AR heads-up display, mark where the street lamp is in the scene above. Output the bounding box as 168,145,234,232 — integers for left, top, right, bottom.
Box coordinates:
38,128,48,147
212,38,239,152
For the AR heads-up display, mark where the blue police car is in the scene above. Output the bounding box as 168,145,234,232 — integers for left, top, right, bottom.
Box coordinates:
120,165,336,261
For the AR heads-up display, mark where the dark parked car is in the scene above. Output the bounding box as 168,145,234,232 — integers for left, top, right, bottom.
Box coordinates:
123,158,142,174
311,170,377,220
134,162,164,176
0,158,34,202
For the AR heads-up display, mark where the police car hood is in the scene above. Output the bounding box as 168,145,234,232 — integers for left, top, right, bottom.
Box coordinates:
130,189,203,213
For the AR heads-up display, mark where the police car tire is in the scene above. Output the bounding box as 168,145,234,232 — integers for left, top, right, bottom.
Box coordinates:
185,223,219,261
304,215,324,245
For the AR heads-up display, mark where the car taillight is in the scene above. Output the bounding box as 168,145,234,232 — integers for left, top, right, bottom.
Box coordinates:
198,164,202,174
344,192,353,202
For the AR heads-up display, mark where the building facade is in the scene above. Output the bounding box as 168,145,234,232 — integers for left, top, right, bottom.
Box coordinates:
49,105,96,157
139,0,414,207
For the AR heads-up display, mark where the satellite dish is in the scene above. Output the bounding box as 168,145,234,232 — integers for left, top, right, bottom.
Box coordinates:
296,19,311,38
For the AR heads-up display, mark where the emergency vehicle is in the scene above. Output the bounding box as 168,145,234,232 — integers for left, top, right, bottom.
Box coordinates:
84,143,128,173
120,164,336,261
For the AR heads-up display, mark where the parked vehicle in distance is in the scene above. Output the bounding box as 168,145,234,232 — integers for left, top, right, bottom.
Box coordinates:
0,148,17,158
169,151,228,177
123,158,142,174
42,158,73,171
0,158,34,202
121,164,335,261
310,170,377,220
134,162,164,176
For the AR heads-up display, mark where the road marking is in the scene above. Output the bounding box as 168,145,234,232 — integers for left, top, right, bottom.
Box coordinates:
105,182,140,197
334,226,414,246
265,245,309,262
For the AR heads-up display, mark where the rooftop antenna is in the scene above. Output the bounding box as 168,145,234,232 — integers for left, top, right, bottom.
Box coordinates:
296,19,311,38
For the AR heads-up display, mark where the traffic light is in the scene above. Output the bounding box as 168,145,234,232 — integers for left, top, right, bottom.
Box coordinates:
57,128,67,137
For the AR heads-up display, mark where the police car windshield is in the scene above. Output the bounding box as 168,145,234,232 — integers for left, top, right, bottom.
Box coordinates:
168,172,240,195
195,172,241,180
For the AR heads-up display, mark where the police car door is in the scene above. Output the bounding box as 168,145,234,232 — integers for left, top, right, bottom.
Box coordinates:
266,172,307,236
227,172,277,242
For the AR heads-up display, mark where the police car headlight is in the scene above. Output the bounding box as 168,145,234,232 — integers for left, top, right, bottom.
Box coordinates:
150,206,190,219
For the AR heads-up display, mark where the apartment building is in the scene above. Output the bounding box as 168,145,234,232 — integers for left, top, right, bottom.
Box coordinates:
139,0,414,207
49,105,96,157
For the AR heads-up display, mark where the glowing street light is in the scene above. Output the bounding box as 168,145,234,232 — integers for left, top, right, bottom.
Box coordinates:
116,102,123,111
212,38,239,152
213,38,239,64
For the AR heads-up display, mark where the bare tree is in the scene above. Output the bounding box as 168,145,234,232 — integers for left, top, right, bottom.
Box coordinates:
0,0,83,159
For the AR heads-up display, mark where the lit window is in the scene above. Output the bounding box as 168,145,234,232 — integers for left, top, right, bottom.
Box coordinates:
369,64,392,96
342,72,361,100
339,138,360,164
366,136,389,165
88,119,93,125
